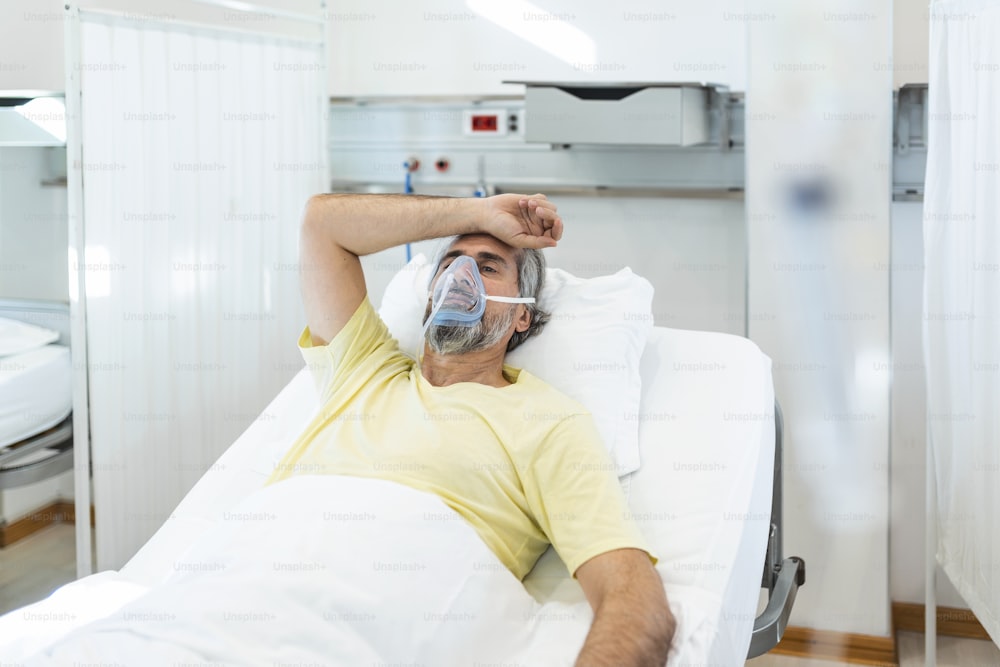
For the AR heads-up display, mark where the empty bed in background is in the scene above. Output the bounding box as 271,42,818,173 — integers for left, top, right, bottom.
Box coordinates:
0,299,73,491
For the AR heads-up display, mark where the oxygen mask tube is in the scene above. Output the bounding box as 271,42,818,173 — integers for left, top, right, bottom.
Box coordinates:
422,272,456,340
416,272,456,369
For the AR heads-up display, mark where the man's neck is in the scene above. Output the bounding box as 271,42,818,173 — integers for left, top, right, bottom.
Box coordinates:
420,344,511,388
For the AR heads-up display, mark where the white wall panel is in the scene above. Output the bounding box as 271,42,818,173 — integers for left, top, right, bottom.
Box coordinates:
0,147,67,301
326,0,749,96
893,0,930,88
0,474,71,520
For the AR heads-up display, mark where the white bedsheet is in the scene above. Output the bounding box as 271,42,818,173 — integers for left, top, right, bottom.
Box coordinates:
21,476,590,665
0,344,72,450
0,326,774,665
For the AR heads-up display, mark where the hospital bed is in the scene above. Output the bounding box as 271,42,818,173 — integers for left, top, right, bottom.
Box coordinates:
0,299,74,493
0,283,803,665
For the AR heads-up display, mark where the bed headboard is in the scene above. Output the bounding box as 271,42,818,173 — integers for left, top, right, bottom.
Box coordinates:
0,298,71,346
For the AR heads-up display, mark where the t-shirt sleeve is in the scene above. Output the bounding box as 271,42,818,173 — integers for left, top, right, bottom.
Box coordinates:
297,297,401,405
523,413,657,578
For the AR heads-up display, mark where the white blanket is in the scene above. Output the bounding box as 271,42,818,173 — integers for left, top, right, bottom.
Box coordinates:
9,476,719,666
17,475,596,666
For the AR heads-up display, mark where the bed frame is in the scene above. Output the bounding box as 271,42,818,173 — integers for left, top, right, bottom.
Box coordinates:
0,298,75,490
747,398,806,658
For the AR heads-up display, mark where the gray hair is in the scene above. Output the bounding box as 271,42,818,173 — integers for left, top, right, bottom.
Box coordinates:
507,246,549,351
429,237,550,352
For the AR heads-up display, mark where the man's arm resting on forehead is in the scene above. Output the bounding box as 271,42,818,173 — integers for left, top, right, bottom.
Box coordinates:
575,548,675,667
298,193,561,345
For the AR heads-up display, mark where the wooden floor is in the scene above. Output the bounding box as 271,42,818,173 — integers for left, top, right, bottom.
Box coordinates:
0,522,80,616
747,630,1000,666
2,524,999,665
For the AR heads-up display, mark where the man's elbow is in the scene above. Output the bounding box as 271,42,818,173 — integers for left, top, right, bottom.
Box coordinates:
302,195,328,232
300,196,348,253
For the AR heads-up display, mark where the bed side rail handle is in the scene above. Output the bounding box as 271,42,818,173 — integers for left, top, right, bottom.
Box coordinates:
0,417,74,490
746,556,806,659
0,446,74,490
0,419,74,468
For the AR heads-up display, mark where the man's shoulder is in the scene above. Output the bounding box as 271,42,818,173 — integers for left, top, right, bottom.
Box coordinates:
300,296,414,394
339,297,412,363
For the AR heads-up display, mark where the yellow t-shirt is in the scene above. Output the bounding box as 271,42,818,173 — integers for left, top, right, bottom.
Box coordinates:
267,298,653,580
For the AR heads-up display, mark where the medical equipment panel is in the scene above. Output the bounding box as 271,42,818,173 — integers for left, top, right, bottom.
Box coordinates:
513,81,714,147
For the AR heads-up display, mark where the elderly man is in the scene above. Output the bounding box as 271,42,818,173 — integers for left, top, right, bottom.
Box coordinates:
268,192,675,665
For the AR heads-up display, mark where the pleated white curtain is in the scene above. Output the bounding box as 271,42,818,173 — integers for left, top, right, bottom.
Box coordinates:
924,0,1000,646
76,11,325,569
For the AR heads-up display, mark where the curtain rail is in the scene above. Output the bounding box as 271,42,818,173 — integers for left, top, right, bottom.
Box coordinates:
77,6,323,47
191,0,325,25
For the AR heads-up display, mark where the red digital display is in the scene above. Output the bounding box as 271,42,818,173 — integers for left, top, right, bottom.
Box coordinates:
471,115,499,132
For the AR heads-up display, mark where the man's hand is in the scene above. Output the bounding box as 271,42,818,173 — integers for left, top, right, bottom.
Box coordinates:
483,193,563,250
575,548,675,666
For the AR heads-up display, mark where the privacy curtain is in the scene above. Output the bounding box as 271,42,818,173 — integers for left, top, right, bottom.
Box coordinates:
924,0,1000,645
77,11,325,569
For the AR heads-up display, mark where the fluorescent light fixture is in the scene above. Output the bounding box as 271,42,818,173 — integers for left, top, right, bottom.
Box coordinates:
0,92,66,146
465,0,596,70
14,97,67,144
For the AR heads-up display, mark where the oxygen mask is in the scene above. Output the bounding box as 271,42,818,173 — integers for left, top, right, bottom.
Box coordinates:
422,255,535,335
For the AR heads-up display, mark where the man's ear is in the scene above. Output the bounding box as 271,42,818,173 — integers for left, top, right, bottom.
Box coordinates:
514,306,532,333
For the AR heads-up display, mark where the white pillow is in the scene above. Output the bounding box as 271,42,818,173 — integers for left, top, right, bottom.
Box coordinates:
0,317,60,357
377,253,654,476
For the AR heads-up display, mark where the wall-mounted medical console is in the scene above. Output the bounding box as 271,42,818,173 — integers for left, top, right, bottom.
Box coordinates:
328,82,743,198
327,82,927,200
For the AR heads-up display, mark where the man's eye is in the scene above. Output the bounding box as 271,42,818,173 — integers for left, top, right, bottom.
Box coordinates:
481,265,497,274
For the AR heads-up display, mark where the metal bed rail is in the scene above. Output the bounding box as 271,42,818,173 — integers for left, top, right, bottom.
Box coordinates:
747,398,806,658
0,417,74,490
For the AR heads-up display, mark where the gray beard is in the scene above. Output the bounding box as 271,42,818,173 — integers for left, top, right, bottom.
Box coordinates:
423,303,516,355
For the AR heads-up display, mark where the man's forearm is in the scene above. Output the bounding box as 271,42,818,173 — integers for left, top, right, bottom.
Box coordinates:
576,588,674,667
303,193,485,257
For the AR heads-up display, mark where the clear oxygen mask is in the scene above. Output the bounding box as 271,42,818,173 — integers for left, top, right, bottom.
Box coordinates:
421,255,535,337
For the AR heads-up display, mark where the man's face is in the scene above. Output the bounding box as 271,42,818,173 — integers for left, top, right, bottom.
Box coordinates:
423,235,526,355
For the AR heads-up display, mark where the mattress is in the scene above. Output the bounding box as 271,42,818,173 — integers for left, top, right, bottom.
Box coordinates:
0,344,73,450
0,326,774,665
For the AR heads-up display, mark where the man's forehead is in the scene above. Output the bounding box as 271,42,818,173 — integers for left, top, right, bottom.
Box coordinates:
445,234,518,262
